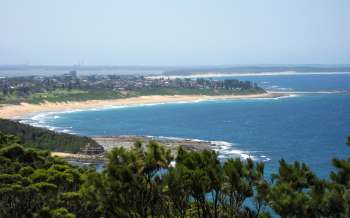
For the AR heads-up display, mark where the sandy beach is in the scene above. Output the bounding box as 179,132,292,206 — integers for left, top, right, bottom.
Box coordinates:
0,92,287,119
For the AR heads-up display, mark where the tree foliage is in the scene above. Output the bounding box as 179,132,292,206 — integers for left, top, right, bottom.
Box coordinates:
0,132,350,217
0,119,102,153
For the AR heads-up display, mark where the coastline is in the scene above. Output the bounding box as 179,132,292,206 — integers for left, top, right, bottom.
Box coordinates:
51,135,254,162
147,71,350,79
0,92,287,119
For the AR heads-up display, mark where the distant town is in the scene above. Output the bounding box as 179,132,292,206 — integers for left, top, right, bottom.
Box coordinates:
0,71,264,104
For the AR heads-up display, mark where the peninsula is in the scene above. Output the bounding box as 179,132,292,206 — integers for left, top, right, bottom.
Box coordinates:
0,72,289,119
0,72,264,104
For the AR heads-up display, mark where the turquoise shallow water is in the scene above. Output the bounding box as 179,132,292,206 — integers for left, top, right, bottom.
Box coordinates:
23,73,350,178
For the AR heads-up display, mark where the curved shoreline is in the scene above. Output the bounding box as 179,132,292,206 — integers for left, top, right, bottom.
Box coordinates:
0,92,288,119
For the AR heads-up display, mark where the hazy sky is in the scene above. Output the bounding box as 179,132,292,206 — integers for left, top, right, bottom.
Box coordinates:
1,0,349,65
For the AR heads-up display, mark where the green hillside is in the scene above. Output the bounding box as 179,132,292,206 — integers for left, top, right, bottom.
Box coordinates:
0,119,103,153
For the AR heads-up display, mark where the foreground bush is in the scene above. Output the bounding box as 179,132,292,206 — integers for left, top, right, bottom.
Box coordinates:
0,132,350,217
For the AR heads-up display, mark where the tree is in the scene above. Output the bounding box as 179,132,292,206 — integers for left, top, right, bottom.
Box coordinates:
221,158,265,217
268,160,322,217
1,131,350,218
86,140,173,218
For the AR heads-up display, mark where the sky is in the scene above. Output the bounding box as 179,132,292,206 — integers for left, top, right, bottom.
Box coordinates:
0,0,349,66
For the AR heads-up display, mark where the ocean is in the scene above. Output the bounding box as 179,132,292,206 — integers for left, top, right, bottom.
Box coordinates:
22,73,350,178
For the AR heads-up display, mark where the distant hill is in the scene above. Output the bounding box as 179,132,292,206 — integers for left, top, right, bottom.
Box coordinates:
0,118,103,153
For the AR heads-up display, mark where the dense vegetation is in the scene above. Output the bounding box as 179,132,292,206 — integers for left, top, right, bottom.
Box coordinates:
0,74,264,104
1,131,350,217
0,119,103,153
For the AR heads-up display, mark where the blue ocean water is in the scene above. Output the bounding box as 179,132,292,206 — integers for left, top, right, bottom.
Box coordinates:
24,73,350,178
